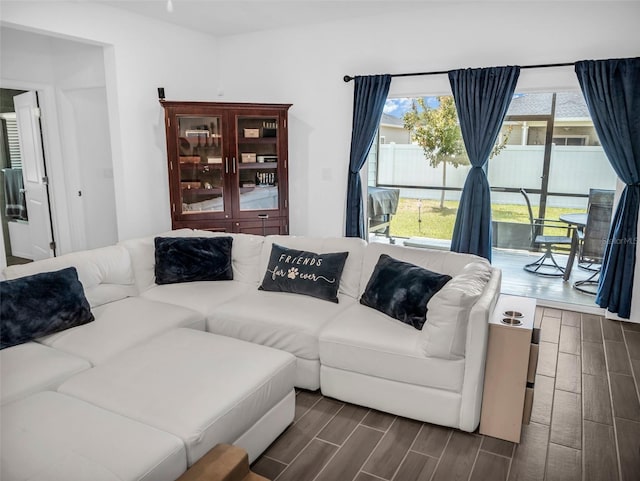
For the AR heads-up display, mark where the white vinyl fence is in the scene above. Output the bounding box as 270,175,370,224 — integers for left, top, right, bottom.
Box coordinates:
375,144,617,209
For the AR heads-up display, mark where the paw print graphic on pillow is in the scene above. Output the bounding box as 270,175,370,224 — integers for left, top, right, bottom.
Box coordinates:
288,267,299,279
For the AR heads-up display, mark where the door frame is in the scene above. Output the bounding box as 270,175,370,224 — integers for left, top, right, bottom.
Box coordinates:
0,79,73,258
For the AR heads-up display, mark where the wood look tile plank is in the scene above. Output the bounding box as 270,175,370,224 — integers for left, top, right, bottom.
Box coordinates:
507,422,549,481
264,397,342,463
559,325,581,355
294,390,322,422
614,417,640,481
391,451,438,481
621,320,640,332
550,390,582,449
411,424,452,458
541,316,561,343
601,318,624,341
431,431,481,481
534,306,544,329
469,451,509,481
556,352,581,393
315,426,384,481
624,330,640,360
545,443,581,481
562,310,581,327
251,456,287,480
276,439,337,481
363,417,422,479
583,420,619,481
361,409,395,431
480,436,515,458
605,340,632,374
582,314,603,343
544,307,562,318
631,358,640,383
354,473,380,481
530,374,554,425
610,373,640,421
582,341,606,376
537,341,558,377
582,373,613,425
317,403,368,446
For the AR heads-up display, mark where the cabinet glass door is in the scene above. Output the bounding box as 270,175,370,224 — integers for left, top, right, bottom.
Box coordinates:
177,116,225,213
235,116,279,211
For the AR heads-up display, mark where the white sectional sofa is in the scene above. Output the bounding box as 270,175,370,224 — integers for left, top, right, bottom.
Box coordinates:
1,229,501,481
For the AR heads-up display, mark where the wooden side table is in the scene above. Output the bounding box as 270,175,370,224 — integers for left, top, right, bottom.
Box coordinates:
479,295,538,443
177,444,269,481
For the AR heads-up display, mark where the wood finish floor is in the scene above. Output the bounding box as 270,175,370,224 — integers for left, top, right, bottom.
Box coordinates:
252,308,640,481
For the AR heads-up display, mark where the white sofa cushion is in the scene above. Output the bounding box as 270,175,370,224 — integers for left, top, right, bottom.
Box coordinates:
1,391,186,481
0,342,90,405
58,328,296,466
319,303,465,392
422,261,493,360
208,289,355,361
260,236,366,299
38,297,204,365
3,245,136,308
360,243,482,296
192,230,266,285
119,228,193,293
141,280,250,316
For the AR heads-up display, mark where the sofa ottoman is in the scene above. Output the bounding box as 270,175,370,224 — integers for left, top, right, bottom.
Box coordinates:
58,328,296,465
1,391,186,481
0,342,90,405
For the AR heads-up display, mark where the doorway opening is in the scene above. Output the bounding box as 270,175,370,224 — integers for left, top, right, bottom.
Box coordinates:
0,88,55,267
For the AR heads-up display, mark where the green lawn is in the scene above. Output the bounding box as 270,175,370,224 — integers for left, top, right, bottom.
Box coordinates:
389,198,582,240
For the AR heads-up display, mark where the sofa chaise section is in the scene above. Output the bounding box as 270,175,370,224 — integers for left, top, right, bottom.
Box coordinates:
0,342,90,406
1,391,187,481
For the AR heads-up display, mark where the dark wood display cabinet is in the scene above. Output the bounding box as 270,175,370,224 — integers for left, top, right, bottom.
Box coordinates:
160,101,291,234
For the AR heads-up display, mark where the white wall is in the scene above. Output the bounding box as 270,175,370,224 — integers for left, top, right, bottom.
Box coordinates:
1,1,221,241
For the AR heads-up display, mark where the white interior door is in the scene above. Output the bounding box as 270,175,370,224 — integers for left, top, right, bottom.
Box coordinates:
14,91,54,260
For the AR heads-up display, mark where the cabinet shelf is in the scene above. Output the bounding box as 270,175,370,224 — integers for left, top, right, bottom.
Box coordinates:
180,162,223,170
238,137,277,144
238,163,277,170
182,187,223,195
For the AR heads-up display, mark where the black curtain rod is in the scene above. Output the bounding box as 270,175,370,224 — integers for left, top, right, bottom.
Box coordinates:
343,61,575,82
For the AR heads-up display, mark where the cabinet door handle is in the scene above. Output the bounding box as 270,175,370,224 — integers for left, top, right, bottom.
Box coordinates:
225,157,229,174
232,157,236,174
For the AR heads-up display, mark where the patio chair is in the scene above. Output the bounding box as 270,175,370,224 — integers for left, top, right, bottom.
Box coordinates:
574,203,613,294
578,188,615,270
520,189,575,277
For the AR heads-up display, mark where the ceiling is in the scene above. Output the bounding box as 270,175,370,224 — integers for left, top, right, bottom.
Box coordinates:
95,0,446,37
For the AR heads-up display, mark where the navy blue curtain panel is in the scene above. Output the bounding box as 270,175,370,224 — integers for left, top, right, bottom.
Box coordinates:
448,66,520,261
345,74,391,238
575,57,640,319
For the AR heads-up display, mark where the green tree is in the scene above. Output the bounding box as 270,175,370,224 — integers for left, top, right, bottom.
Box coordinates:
403,97,468,209
403,97,512,209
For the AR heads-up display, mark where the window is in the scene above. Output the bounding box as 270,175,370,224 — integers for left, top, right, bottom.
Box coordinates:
369,91,617,248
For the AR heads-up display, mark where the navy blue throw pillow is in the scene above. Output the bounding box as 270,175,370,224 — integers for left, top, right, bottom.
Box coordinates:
0,267,94,350
360,254,451,330
154,236,234,285
259,244,349,303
